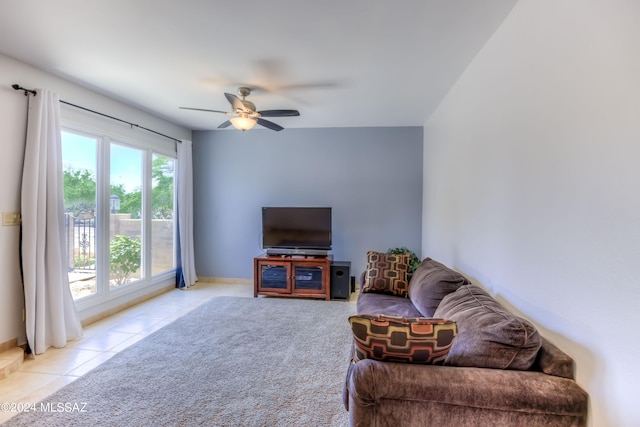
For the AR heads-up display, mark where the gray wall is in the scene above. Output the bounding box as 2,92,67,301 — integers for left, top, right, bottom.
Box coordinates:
192,126,423,279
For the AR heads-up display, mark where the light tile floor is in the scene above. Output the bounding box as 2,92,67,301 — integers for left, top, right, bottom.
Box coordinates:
0,280,253,424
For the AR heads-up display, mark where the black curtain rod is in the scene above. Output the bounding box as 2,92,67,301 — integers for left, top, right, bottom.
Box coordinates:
12,84,181,143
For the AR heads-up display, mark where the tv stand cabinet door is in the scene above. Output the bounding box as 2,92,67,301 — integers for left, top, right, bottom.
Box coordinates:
291,258,330,300
255,259,292,296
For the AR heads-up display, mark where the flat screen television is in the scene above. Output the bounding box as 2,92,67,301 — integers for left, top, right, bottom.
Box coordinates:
262,207,332,256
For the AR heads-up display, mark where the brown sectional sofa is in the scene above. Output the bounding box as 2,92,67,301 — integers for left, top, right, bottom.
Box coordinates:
345,257,588,426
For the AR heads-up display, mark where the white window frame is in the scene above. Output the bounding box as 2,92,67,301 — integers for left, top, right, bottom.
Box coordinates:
61,104,178,318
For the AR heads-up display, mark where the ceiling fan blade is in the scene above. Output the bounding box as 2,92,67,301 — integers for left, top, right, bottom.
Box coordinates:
257,118,284,131
180,107,228,114
224,93,246,112
218,120,232,129
257,109,300,117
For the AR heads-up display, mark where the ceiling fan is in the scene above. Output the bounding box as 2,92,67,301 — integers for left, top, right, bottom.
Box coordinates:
180,87,300,131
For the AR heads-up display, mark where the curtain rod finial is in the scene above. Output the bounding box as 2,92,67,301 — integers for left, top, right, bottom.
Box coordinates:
12,84,36,96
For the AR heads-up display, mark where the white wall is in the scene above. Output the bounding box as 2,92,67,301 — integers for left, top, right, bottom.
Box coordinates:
0,54,191,346
422,1,640,425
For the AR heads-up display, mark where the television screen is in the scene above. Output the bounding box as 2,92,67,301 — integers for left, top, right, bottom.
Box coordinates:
262,207,332,250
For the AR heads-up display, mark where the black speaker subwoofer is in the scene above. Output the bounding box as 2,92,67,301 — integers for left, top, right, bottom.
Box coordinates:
330,261,351,300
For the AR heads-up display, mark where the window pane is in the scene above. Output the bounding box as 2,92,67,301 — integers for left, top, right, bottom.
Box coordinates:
110,143,143,288
62,131,98,300
151,154,176,275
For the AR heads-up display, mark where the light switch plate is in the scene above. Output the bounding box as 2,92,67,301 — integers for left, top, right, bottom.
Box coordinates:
2,211,21,226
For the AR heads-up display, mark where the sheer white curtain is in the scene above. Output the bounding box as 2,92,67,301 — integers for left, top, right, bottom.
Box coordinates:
21,89,83,354
176,139,197,288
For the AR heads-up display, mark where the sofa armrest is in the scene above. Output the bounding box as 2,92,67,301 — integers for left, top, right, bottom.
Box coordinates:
535,337,576,379
347,359,588,427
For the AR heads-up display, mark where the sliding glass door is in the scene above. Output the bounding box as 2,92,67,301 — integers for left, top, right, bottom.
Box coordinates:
61,128,176,306
62,131,99,299
109,143,144,289
150,154,175,276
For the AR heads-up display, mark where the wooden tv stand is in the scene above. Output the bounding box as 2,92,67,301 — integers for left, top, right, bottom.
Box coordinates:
254,254,331,300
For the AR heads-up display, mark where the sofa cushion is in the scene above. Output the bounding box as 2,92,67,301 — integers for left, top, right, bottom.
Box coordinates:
407,258,471,317
357,292,424,318
434,285,542,370
349,314,457,364
362,251,410,296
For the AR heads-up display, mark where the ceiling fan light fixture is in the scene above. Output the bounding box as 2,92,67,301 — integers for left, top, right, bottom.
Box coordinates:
230,115,257,131
182,87,299,131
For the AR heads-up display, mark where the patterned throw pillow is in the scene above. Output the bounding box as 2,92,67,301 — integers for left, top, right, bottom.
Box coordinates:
349,314,457,364
362,251,410,296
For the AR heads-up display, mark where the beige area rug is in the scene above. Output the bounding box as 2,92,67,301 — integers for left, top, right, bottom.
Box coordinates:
5,296,356,427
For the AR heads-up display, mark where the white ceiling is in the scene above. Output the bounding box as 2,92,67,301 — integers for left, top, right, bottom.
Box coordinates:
0,0,517,131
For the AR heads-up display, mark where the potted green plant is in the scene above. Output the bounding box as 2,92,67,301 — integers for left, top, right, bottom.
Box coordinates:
387,246,420,274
